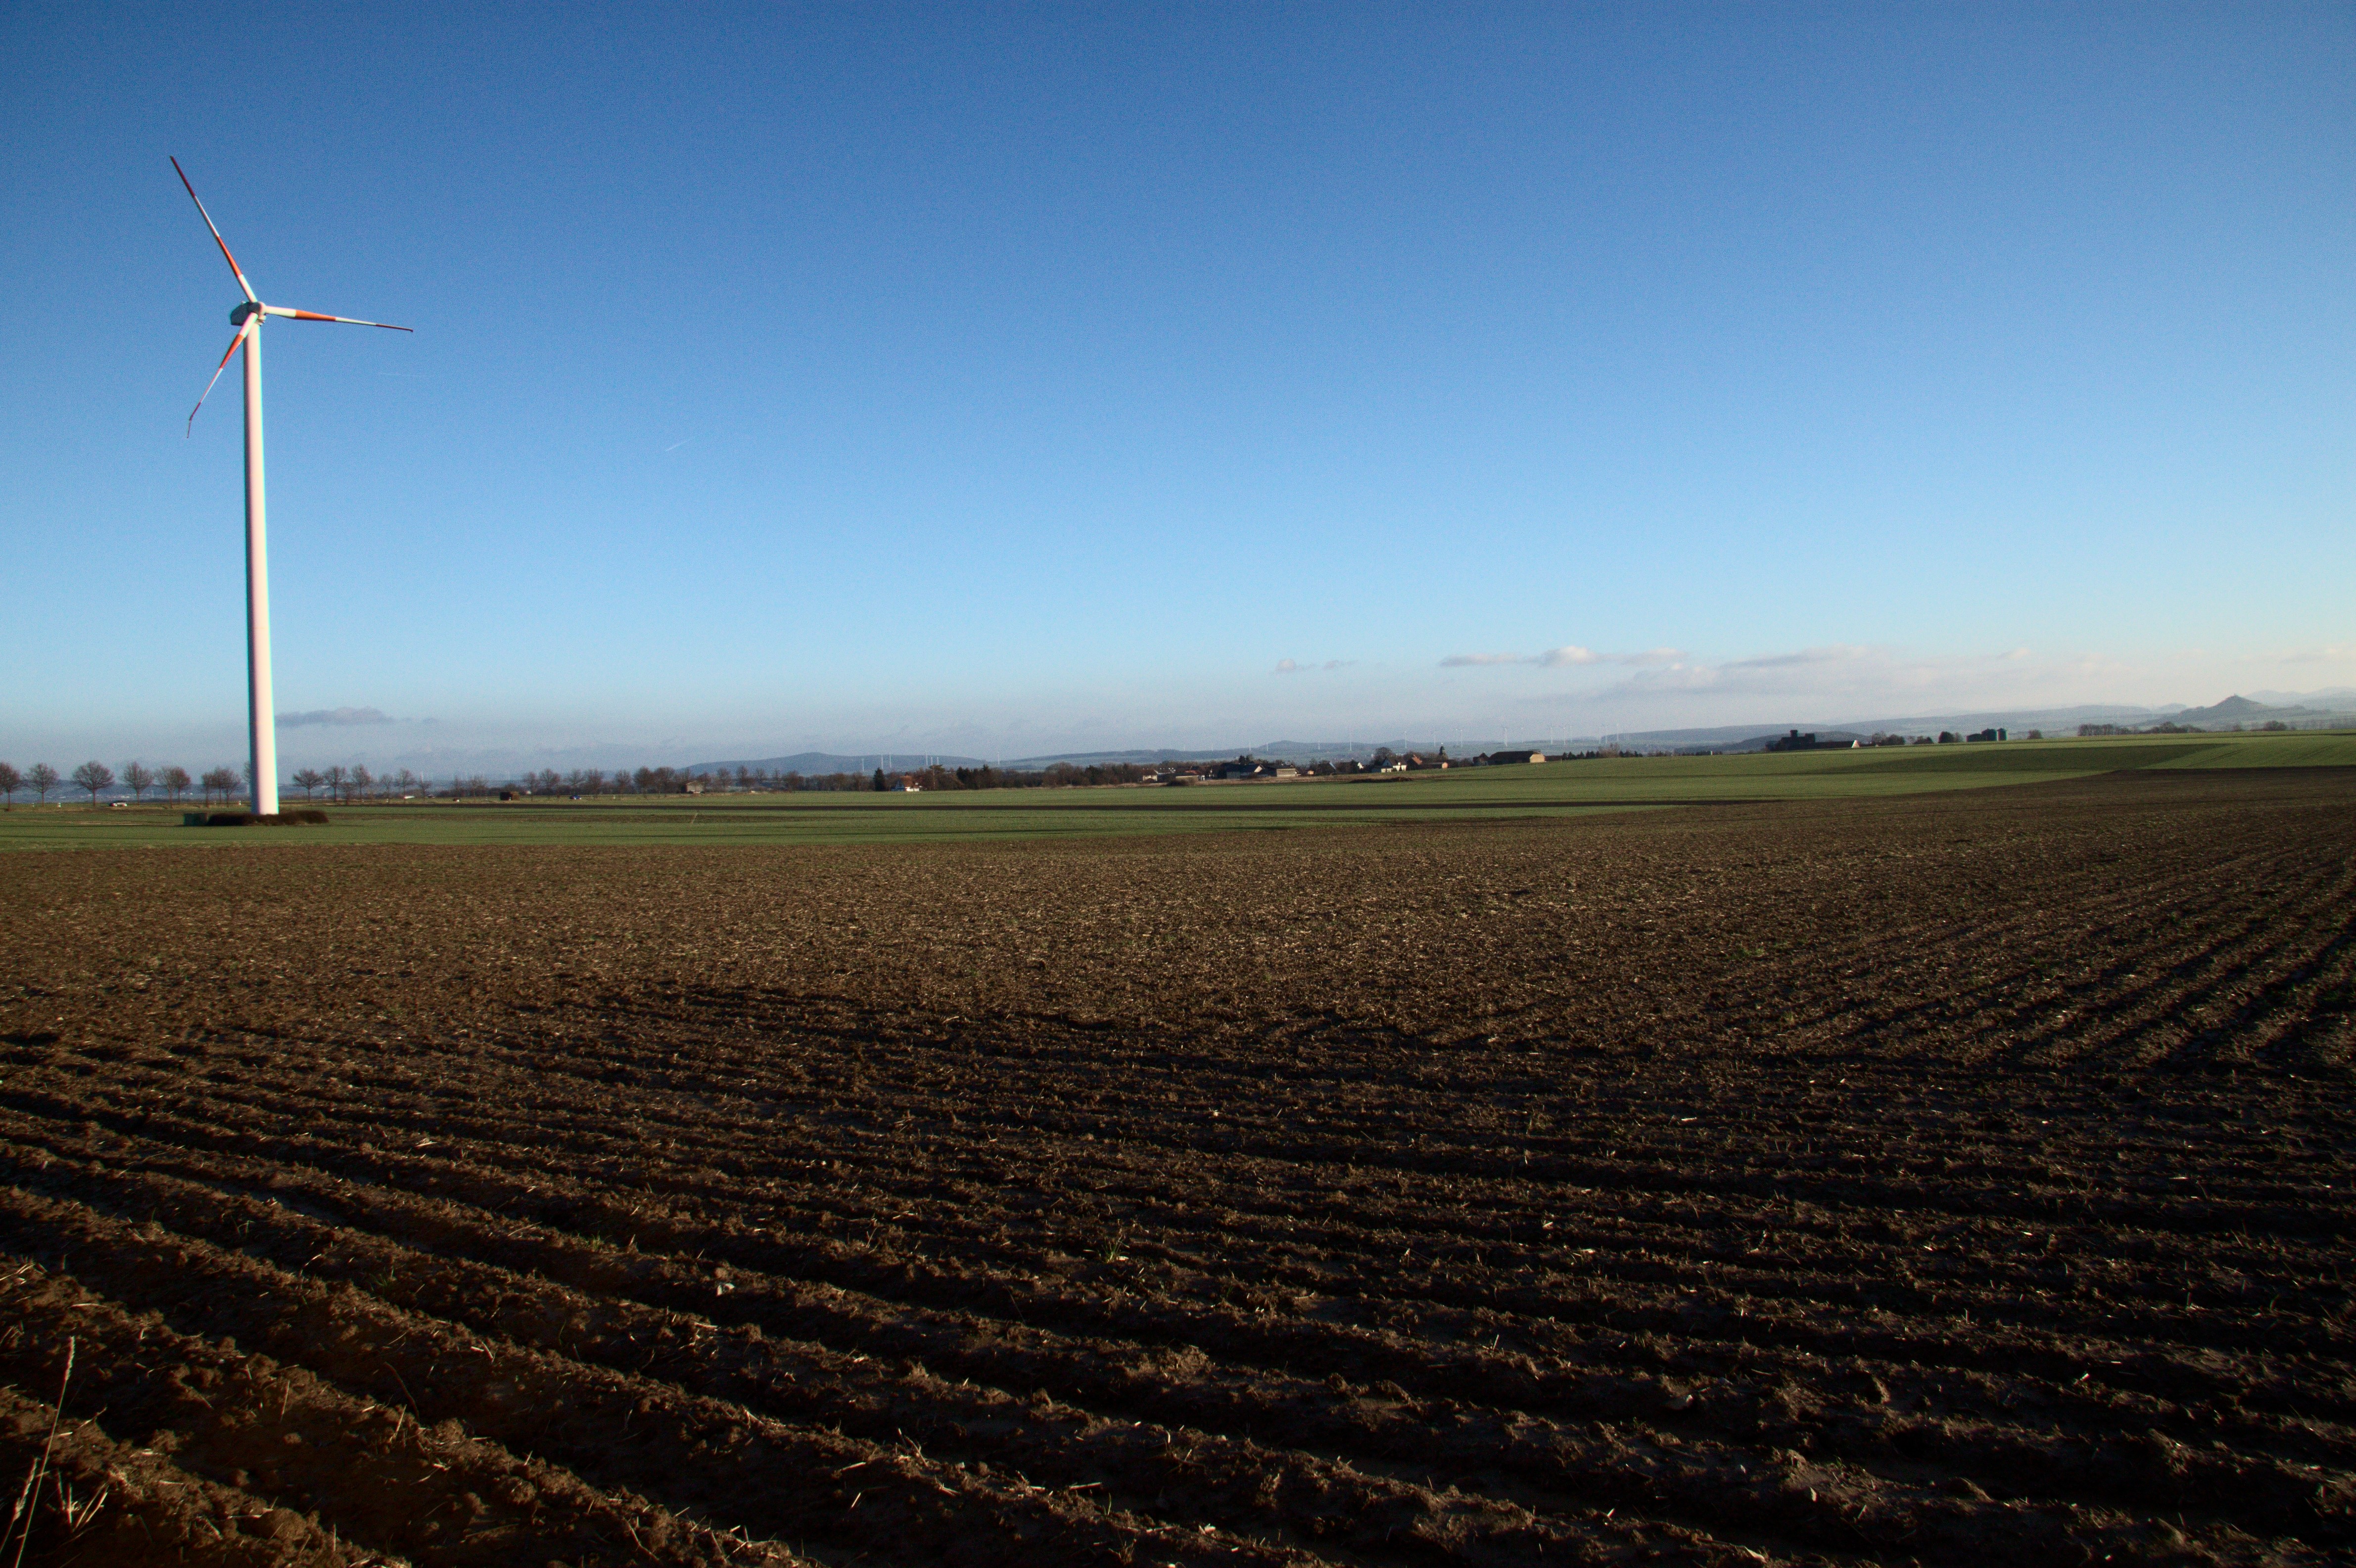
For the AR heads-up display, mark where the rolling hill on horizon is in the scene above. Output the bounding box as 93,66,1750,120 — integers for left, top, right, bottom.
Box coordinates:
681,691,2356,776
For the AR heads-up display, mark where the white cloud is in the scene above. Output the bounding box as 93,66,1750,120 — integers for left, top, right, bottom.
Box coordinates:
1594,645,1919,700
279,706,393,728
1273,658,1355,674
1442,645,1682,670
1536,641,2321,724
1723,646,1861,671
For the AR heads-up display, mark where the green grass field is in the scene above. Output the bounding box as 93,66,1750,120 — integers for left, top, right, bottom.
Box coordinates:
4,730,2349,851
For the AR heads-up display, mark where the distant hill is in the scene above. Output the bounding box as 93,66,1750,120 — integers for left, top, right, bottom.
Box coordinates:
1604,705,2186,750
2166,693,2356,729
2171,695,2276,724
686,692,2355,778
995,750,1208,768
1252,740,1457,763
2247,688,2356,707
1604,693,2356,750
1726,731,1872,752
685,752,985,776
1004,741,1471,768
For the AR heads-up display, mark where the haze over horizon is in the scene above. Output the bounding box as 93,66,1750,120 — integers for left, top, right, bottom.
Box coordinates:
3,4,2350,774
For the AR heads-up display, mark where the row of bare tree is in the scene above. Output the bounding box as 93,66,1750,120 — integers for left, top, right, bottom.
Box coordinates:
0,763,707,804
285,768,689,799
0,756,1177,808
0,761,250,807
285,765,435,802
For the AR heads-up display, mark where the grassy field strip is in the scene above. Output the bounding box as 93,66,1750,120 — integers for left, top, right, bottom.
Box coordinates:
2144,731,2356,768
0,801,1675,850
2,730,2348,850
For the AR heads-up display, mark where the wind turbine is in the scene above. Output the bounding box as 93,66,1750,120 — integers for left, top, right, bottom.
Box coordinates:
173,156,410,816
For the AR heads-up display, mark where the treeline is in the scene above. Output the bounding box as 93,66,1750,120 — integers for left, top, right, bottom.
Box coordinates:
0,756,1174,805
0,760,246,807
895,762,1152,790
316,762,1164,798
2078,720,2294,737
625,762,1156,793
287,765,432,802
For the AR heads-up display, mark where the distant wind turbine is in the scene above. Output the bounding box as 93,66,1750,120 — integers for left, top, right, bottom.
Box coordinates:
174,156,410,815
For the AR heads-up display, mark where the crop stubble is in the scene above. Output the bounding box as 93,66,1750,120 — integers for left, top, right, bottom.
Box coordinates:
0,768,2350,1566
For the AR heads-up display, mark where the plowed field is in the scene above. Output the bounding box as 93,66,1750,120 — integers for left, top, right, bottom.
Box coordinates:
2,768,2352,1566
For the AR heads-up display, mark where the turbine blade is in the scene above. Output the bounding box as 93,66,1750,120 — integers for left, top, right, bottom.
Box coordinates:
169,157,258,304
187,320,252,436
270,307,413,331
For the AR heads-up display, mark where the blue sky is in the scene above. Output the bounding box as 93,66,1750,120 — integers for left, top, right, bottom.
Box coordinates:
3,2,2350,771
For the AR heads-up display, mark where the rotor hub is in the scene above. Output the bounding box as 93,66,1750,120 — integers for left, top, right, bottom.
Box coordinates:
231,301,262,325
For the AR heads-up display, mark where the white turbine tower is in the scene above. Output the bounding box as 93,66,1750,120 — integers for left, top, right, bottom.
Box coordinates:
174,157,410,816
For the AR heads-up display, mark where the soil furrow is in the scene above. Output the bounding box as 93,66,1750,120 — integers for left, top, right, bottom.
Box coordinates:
5,768,2352,1565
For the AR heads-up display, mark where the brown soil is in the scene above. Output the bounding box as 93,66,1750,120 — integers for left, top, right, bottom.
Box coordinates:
1,768,2351,1566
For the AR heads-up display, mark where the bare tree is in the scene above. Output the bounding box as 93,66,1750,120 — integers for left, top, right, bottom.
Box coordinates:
350,764,374,802
0,762,18,806
121,761,156,801
159,765,192,805
291,767,326,801
394,768,420,796
323,764,349,803
71,761,114,805
201,766,240,805
29,764,60,805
